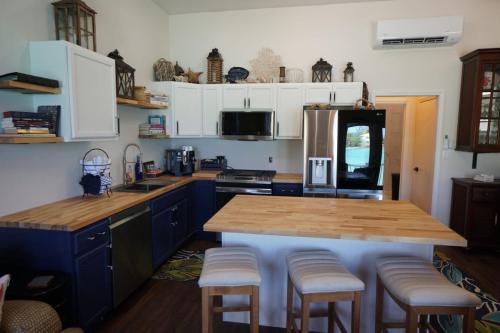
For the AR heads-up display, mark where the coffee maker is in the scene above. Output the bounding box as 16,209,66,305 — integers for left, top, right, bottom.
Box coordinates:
165,146,195,176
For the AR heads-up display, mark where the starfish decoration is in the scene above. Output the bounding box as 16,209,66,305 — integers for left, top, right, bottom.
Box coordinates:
184,68,203,84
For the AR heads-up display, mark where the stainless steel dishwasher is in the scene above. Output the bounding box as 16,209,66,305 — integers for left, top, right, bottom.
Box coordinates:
109,202,152,307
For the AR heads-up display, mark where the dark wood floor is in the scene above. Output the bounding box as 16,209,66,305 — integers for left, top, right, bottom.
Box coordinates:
436,245,500,300
96,241,500,333
96,240,286,333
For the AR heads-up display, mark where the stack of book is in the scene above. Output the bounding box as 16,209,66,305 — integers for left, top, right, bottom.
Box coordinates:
148,93,169,107
139,115,167,137
1,107,60,137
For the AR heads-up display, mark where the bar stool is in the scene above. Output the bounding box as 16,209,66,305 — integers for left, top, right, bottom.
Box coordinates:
286,250,365,333
375,256,481,333
198,247,261,333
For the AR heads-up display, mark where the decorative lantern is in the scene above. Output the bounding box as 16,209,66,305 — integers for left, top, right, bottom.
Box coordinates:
207,48,223,84
52,0,97,51
312,58,332,83
108,50,135,99
344,62,355,82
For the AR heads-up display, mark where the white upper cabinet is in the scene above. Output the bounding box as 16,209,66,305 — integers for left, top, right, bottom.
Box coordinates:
247,84,276,109
304,83,333,104
332,82,363,105
202,85,222,137
304,82,363,106
172,83,202,137
276,84,304,139
30,41,118,141
222,84,276,109
222,85,247,109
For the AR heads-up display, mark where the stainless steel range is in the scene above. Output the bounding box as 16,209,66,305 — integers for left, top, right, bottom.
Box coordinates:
216,169,276,210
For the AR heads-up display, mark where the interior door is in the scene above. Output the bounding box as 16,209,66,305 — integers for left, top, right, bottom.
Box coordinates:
333,82,363,105
202,85,222,136
247,84,276,109
173,83,202,136
69,46,117,139
379,103,405,198
304,83,333,104
410,97,437,214
276,84,304,139
222,85,247,109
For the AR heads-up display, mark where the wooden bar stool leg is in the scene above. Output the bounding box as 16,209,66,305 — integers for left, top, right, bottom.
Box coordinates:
250,286,260,333
301,295,310,333
351,291,361,333
328,302,335,333
462,307,476,333
375,275,384,333
406,308,418,333
418,314,428,333
286,275,293,333
202,287,213,333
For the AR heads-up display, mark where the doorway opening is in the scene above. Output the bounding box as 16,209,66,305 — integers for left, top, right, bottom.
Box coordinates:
376,96,439,214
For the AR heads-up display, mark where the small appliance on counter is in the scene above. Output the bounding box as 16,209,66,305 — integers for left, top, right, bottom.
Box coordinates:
165,146,195,176
201,156,227,171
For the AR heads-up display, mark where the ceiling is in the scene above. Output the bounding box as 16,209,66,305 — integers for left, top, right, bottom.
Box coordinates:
153,0,385,15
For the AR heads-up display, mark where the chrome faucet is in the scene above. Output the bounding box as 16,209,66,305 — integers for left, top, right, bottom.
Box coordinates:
123,143,143,185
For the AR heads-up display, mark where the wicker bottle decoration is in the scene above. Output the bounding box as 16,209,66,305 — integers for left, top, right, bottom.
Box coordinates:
207,48,223,84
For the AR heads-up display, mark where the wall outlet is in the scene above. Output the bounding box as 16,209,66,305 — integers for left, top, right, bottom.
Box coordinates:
268,156,273,163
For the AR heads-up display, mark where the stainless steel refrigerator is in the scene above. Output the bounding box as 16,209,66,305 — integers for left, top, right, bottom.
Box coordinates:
303,105,386,199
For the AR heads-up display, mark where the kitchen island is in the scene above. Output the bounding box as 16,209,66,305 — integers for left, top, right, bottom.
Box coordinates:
204,195,466,333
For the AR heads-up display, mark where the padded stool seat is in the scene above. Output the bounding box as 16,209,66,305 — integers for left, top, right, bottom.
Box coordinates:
199,247,261,333
199,247,261,287
376,256,481,307
375,256,481,333
287,250,365,294
286,250,364,333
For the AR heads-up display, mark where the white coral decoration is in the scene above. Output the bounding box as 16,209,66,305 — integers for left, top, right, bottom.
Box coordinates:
249,48,283,83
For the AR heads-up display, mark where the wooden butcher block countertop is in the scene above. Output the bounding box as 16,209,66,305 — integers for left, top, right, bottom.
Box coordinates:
204,195,467,247
0,171,303,232
0,171,219,232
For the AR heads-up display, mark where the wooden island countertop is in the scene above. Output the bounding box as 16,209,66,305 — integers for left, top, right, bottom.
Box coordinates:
204,195,466,247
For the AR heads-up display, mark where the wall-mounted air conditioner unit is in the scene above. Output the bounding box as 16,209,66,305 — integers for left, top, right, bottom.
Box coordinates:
374,16,463,49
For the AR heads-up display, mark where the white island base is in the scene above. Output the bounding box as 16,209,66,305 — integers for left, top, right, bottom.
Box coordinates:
221,232,434,333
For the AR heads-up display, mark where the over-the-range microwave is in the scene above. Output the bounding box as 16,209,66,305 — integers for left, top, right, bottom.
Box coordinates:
220,110,275,141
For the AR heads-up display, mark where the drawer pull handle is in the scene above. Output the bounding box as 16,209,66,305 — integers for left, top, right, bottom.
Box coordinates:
97,231,106,236
495,214,498,226
87,236,96,241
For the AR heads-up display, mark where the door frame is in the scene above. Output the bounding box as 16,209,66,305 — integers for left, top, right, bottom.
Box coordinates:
372,90,445,218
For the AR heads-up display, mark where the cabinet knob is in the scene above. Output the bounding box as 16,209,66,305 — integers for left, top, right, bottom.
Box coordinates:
413,167,419,172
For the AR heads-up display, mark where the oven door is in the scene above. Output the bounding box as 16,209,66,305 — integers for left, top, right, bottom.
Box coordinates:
216,183,272,211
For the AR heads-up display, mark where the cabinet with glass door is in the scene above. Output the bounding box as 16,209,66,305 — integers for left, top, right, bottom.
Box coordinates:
456,49,500,164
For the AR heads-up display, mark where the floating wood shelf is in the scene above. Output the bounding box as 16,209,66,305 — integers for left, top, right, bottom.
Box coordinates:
138,134,169,139
117,97,167,110
0,80,61,94
0,136,63,144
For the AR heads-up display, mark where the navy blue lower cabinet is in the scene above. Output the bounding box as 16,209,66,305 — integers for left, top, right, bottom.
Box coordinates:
192,180,216,240
151,209,174,270
74,244,112,328
0,219,112,330
272,183,304,197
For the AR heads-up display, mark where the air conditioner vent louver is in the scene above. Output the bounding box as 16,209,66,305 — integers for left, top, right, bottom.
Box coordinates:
382,39,403,45
424,36,446,44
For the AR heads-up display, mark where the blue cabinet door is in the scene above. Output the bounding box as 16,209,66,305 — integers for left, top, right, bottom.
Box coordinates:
151,209,174,270
272,183,303,197
74,244,111,330
171,198,189,248
193,180,216,240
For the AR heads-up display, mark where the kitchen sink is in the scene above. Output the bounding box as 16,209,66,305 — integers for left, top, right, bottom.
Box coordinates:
116,180,177,193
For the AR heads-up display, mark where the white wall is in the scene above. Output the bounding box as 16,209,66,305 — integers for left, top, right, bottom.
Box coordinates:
0,0,170,215
168,0,500,224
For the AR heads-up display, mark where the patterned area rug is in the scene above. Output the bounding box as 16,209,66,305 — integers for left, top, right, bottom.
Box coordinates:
152,249,204,281
430,251,500,333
